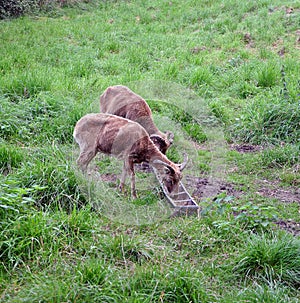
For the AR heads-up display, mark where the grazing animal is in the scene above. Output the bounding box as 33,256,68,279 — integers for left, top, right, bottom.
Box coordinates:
100,85,173,154
73,113,187,199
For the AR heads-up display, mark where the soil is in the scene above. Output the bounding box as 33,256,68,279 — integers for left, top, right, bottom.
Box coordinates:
275,220,300,236
230,143,262,153
255,181,300,236
185,175,299,236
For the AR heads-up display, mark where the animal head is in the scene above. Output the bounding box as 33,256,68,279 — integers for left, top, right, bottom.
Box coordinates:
153,153,188,193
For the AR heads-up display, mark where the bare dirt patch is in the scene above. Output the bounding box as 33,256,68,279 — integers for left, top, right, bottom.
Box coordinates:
243,32,255,48
185,175,300,236
255,179,300,203
185,176,243,200
255,181,300,235
254,179,300,236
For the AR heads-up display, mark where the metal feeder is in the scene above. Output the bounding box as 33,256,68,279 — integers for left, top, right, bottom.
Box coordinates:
153,167,200,217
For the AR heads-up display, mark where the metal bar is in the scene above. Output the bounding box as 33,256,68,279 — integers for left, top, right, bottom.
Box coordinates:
170,191,187,196
169,199,192,203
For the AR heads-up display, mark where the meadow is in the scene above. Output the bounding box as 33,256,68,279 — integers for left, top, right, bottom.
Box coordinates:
0,0,300,302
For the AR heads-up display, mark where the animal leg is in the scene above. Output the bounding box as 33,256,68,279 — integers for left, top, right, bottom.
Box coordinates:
128,158,137,199
119,158,136,199
119,162,128,193
76,150,96,172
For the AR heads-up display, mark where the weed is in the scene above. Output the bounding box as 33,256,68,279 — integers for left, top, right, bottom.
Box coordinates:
231,201,277,230
201,195,277,232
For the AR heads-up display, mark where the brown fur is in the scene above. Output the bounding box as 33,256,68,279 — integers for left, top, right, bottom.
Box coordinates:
73,113,184,199
100,85,173,154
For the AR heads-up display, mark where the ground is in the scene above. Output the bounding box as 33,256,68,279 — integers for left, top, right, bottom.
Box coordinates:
93,143,299,236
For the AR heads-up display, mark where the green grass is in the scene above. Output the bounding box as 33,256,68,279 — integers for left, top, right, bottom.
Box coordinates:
1,0,300,302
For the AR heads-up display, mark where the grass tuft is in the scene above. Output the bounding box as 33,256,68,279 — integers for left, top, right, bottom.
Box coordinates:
227,284,299,303
235,232,300,288
255,63,279,88
0,94,87,144
231,97,300,145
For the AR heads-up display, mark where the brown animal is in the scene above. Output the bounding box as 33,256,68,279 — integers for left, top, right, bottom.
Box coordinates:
73,113,187,199
100,85,173,154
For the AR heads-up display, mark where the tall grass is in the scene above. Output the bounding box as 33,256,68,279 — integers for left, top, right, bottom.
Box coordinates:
0,145,24,173
0,94,88,144
235,233,300,288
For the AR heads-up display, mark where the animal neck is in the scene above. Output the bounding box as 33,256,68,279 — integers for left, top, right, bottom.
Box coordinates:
143,121,160,136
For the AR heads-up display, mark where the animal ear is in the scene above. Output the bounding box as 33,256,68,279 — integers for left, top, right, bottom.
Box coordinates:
178,152,188,171
163,167,171,174
150,135,168,152
165,131,174,144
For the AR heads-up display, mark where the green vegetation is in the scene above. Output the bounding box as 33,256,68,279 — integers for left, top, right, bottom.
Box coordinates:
1,0,300,302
